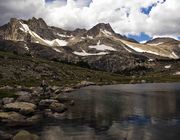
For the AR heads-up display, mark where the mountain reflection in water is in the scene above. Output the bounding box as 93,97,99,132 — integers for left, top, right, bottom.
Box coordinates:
41,83,180,140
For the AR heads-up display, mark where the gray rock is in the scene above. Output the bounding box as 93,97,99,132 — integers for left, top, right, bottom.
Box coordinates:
69,100,75,106
44,109,66,119
13,130,39,140
16,94,32,102
55,94,70,103
0,111,41,126
3,102,37,115
39,99,58,108
0,86,14,90
15,91,29,96
49,102,67,113
62,87,74,93
0,111,25,125
26,114,41,125
2,97,15,105
75,81,95,88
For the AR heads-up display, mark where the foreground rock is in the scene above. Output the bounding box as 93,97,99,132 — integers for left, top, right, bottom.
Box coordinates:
13,130,39,140
0,111,25,125
3,102,37,115
0,111,41,126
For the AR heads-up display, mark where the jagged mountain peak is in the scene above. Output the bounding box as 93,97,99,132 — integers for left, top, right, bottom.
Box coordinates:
87,23,115,37
92,23,113,31
26,17,48,29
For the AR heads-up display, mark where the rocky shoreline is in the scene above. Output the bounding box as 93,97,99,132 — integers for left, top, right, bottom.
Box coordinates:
0,81,95,140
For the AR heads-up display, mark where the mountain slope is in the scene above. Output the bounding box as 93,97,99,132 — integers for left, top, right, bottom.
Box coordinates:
0,17,180,74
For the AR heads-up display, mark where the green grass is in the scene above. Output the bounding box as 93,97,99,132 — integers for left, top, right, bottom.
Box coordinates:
0,89,18,99
0,50,179,88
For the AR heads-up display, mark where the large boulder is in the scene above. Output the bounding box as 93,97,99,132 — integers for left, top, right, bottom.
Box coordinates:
16,94,32,102
3,102,37,115
55,94,70,103
0,111,25,125
13,130,39,140
0,111,41,126
49,102,67,113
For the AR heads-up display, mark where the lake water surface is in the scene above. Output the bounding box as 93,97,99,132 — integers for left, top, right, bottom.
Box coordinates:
40,83,180,140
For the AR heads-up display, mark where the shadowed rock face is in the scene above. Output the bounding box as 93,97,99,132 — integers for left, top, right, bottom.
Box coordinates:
86,23,115,36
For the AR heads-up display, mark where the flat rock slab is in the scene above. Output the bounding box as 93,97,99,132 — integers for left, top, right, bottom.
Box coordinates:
3,102,37,115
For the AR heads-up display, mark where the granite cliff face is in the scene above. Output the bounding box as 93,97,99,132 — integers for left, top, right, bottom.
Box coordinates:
0,17,179,74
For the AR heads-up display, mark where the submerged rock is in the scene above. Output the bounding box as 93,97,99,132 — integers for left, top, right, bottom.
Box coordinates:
49,102,67,113
3,102,37,115
55,94,70,103
13,130,39,140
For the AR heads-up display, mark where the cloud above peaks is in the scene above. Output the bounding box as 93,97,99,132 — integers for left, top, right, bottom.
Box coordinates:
0,0,179,38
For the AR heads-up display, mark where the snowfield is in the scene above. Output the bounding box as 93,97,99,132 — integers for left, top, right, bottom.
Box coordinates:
73,49,108,56
89,41,116,51
122,40,179,59
19,22,68,46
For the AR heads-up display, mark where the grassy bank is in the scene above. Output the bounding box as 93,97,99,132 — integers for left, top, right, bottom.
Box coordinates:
0,50,179,88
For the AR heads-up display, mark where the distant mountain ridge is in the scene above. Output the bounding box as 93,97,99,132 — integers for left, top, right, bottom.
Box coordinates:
0,17,179,73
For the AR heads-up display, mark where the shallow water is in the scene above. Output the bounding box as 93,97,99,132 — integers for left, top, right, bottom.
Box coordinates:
41,83,180,140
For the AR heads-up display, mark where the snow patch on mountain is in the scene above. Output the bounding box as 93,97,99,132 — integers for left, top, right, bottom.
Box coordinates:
164,65,171,69
24,44,29,51
148,42,164,46
19,22,67,46
89,40,116,51
173,71,180,75
100,29,112,36
87,35,93,39
53,48,62,53
73,49,108,56
123,46,132,53
57,33,73,38
123,42,179,59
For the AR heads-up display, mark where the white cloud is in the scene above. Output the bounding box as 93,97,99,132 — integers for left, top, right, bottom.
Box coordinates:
0,0,179,38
